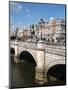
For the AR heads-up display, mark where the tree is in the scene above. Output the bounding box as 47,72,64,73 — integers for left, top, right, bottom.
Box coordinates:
29,24,34,29
31,30,35,35
31,24,34,29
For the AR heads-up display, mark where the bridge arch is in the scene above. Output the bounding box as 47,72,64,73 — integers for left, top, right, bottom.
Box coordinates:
46,64,66,81
19,50,37,66
46,59,66,81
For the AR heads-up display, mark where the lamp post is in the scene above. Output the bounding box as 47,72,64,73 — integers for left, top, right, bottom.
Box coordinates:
35,24,39,40
30,24,35,42
39,18,45,40
39,22,42,40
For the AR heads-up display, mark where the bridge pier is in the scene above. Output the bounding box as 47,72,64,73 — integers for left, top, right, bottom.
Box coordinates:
13,56,19,63
35,41,48,84
13,41,20,63
35,68,48,84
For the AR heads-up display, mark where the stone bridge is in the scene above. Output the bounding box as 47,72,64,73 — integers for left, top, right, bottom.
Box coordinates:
10,40,66,84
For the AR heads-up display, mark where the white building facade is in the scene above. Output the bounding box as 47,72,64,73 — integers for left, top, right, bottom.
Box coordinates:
11,18,65,43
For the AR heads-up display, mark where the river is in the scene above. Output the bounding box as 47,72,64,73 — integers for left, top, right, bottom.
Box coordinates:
9,55,66,88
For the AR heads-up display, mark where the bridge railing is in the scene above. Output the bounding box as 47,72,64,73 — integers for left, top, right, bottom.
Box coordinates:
44,43,65,50
10,40,38,49
10,40,66,50
19,41,37,49
22,41,65,49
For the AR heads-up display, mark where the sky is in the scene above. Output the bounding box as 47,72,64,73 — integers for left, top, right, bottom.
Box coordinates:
10,1,66,31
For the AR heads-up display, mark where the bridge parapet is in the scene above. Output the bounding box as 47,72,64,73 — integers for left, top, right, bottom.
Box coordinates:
10,41,66,57
10,40,65,50
10,40,37,49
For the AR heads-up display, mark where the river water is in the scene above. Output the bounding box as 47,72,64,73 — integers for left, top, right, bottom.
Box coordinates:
9,56,66,88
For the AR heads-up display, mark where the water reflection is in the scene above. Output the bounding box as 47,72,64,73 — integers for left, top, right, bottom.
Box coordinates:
10,55,66,88
10,55,36,88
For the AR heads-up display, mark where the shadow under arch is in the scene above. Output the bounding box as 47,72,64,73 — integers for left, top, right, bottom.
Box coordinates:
10,47,15,55
46,64,66,82
19,51,37,66
10,47,15,64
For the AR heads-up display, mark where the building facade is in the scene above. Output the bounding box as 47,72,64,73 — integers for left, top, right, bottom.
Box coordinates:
35,18,65,42
11,18,65,43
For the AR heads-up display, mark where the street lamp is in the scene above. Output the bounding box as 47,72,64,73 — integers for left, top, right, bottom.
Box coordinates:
39,18,45,40
30,24,35,41
35,24,39,40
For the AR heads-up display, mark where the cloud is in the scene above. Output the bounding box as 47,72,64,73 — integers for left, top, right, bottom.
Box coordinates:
27,14,31,18
10,2,22,13
16,5,22,12
10,2,17,10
